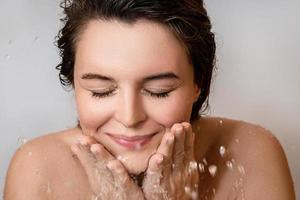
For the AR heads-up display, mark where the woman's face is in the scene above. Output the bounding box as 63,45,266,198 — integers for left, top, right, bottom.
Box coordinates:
74,19,200,174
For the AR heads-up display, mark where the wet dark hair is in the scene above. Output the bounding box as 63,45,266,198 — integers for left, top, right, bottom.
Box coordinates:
55,0,216,121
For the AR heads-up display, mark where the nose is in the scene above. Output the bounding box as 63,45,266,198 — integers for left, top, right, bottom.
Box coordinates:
114,90,147,128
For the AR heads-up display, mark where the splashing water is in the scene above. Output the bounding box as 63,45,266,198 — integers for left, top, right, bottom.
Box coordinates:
188,161,198,173
226,160,234,170
219,146,226,157
202,157,208,165
117,155,128,163
238,165,245,175
198,162,205,173
17,137,27,146
219,120,223,125
208,165,218,177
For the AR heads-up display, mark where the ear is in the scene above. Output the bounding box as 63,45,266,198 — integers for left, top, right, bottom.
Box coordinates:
193,84,201,103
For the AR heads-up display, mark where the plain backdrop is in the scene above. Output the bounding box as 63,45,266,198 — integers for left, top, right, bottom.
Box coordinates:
0,0,299,198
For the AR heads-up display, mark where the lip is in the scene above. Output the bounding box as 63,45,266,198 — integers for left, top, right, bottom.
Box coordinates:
107,132,157,150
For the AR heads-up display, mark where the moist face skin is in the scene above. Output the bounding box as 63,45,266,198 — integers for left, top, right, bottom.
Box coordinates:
73,19,200,174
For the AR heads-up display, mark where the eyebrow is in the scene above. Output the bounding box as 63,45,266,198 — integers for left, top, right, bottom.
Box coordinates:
81,72,179,82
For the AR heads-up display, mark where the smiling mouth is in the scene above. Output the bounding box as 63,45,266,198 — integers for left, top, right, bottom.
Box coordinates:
107,132,158,150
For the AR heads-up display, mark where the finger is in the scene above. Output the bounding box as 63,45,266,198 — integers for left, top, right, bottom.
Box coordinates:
156,130,175,167
171,123,186,171
90,143,113,165
147,153,164,174
71,142,98,181
182,122,195,160
106,159,132,186
145,153,164,185
79,134,98,145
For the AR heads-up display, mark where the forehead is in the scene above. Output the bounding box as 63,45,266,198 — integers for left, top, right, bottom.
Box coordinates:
74,19,192,77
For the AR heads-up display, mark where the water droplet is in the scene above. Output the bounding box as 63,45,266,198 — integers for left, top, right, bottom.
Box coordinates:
226,160,233,170
208,165,218,177
18,137,27,145
188,161,198,173
198,162,205,173
184,186,191,193
238,165,245,175
117,155,128,163
202,157,208,165
28,151,33,156
235,138,240,143
212,187,216,195
46,182,52,194
34,36,39,42
4,54,10,60
219,120,223,125
8,39,12,45
219,145,226,157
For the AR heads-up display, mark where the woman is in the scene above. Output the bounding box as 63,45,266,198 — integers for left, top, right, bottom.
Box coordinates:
4,0,295,199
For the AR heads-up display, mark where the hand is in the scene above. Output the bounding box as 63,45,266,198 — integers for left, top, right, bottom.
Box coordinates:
142,122,199,200
70,135,145,200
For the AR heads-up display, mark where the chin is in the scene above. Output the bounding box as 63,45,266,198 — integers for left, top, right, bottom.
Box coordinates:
114,149,156,175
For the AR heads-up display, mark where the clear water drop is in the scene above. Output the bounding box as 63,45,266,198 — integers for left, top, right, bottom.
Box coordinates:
34,36,39,42
235,138,240,143
28,151,33,156
219,120,223,125
208,165,218,177
202,157,208,165
188,161,198,173
219,145,226,157
117,155,128,163
8,39,12,45
198,162,205,173
18,136,27,145
226,160,233,170
238,165,245,175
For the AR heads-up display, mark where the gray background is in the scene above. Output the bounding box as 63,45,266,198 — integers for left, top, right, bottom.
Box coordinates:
1,0,299,198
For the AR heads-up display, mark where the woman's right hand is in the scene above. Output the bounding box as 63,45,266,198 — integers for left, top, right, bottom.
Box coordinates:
70,135,145,200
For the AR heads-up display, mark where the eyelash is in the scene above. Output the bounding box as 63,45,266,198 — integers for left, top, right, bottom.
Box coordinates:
91,89,170,99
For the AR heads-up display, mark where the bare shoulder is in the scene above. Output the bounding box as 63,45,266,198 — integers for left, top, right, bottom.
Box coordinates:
194,117,295,199
4,128,91,200
227,120,295,199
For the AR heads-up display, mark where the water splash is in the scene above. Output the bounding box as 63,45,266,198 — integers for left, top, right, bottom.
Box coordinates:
219,146,226,157
17,136,27,146
117,155,128,163
208,165,217,177
188,161,198,173
237,165,245,175
219,120,223,125
226,160,233,170
198,162,205,173
202,157,208,165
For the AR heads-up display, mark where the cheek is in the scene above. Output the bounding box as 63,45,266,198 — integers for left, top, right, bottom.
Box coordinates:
75,91,112,129
145,91,194,126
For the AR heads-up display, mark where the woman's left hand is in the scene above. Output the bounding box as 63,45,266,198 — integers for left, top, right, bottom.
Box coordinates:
142,122,199,200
